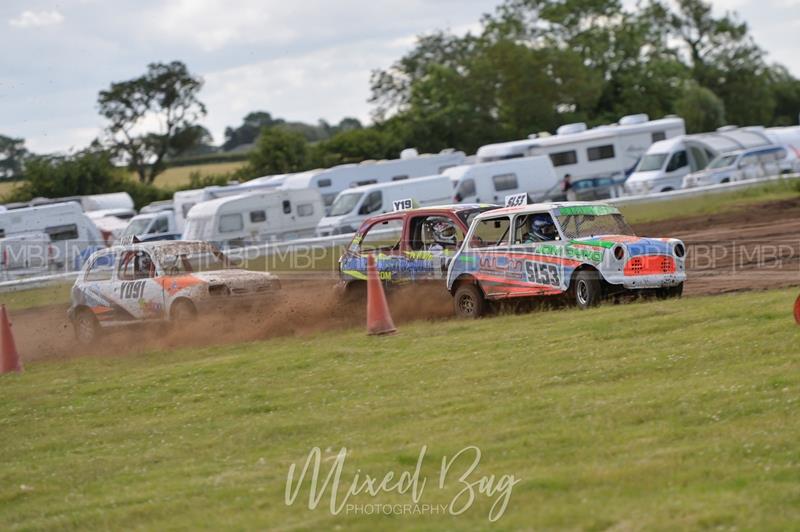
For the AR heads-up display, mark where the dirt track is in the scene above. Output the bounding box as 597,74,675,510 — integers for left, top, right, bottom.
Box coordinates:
11,197,800,362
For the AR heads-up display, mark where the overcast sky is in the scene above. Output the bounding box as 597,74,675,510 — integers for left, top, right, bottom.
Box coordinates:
2,0,798,154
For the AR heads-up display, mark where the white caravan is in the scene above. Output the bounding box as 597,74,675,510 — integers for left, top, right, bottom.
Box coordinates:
476,114,685,184
625,128,773,194
0,202,103,269
447,156,560,204
281,150,467,211
183,188,324,246
316,175,454,236
81,192,134,213
172,178,293,231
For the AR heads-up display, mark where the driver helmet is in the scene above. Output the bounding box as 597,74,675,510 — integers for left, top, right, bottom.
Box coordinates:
138,253,153,274
530,215,557,241
427,219,457,246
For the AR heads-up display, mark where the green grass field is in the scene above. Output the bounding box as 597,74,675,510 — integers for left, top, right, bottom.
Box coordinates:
146,161,245,189
1,289,799,530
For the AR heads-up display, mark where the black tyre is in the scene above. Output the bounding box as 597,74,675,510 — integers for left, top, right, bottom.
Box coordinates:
73,309,101,345
341,281,366,303
661,187,674,192
720,177,730,184
572,270,602,309
453,283,486,319
657,282,684,300
170,299,197,323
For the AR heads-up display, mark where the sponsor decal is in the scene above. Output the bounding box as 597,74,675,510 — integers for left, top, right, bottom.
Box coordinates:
532,243,604,263
557,205,619,216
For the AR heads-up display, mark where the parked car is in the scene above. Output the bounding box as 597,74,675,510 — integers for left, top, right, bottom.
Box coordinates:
446,202,686,317
569,177,616,201
68,240,281,343
683,144,800,188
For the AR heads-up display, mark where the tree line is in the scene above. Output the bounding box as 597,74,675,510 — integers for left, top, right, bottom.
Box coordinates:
1,0,798,206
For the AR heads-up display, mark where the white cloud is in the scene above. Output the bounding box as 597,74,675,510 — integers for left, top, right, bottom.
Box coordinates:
8,10,64,29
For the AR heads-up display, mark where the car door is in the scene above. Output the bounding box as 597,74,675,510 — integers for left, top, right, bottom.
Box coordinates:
80,250,119,323
406,214,466,281
114,249,166,320
340,217,405,284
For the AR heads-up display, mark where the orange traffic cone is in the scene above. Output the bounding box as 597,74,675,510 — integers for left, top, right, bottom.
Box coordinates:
366,255,396,336
794,294,800,325
0,305,22,374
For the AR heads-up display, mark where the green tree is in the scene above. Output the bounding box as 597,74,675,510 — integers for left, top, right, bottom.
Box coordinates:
98,61,207,184
674,84,726,133
311,128,404,168
0,134,28,180
245,127,308,178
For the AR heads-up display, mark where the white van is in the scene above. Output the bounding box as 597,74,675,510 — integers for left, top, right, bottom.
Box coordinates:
625,128,772,194
0,202,103,269
316,175,454,236
477,114,685,183
183,188,324,246
447,156,559,204
281,150,466,212
120,211,181,242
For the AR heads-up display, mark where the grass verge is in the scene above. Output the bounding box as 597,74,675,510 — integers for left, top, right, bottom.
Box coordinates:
1,289,799,529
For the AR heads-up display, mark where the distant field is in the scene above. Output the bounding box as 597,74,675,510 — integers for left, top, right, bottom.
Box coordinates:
1,289,799,529
0,283,71,311
0,180,22,198
135,161,246,189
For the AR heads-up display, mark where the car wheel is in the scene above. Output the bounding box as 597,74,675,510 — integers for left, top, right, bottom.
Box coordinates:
661,187,674,193
573,270,601,309
170,300,197,324
657,282,684,300
341,281,366,303
720,178,730,184
454,283,486,319
73,309,100,345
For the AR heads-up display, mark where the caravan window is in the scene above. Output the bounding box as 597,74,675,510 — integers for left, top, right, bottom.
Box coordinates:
392,175,409,181
652,131,666,143
45,224,79,241
492,173,518,192
282,200,291,214
353,179,377,187
297,204,314,217
550,150,577,167
665,151,688,172
318,178,332,188
359,191,383,215
587,145,615,161
250,210,266,223
219,214,243,233
0,229,5,238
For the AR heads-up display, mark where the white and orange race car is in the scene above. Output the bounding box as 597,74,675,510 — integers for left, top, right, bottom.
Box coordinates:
68,240,280,343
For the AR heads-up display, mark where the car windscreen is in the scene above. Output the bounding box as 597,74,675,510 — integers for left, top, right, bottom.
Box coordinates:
457,206,502,227
637,153,668,172
122,218,151,236
329,193,363,216
556,213,635,239
707,154,737,169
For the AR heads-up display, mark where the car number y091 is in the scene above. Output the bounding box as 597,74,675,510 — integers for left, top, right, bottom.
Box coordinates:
524,261,561,288
121,280,147,299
